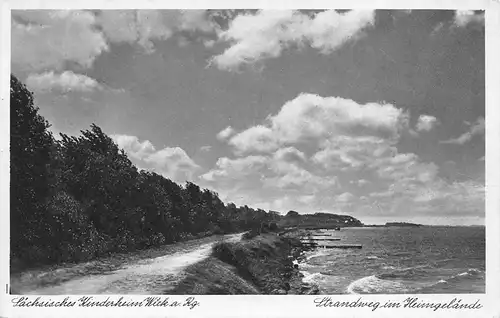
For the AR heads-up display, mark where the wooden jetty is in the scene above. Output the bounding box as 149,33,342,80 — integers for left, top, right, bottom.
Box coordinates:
300,238,341,241
301,242,318,246
300,242,362,249
327,244,362,249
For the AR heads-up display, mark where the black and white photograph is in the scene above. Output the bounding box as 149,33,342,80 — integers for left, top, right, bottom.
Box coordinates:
6,6,492,301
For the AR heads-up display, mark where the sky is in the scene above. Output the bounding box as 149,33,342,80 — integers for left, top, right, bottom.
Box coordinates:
11,9,485,225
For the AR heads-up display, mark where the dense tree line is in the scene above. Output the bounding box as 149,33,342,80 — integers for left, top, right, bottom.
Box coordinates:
10,75,280,267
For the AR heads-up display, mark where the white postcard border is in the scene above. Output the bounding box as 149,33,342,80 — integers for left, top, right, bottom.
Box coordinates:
1,0,499,317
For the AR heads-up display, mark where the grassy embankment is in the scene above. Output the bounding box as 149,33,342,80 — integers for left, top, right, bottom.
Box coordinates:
170,232,319,295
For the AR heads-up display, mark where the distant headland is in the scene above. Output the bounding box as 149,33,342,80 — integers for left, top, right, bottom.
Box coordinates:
278,211,364,229
278,211,425,229
364,222,423,227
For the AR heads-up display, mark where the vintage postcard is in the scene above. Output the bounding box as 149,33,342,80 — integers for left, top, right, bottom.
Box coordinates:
1,0,499,317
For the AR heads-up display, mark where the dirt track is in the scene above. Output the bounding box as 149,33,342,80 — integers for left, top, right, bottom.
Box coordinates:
12,233,242,295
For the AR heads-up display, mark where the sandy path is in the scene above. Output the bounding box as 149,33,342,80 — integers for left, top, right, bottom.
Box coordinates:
16,233,242,295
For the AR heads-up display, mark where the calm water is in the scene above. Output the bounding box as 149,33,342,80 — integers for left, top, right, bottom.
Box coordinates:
298,226,485,294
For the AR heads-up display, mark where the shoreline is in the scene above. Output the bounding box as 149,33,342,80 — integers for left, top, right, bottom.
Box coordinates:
11,230,320,295
287,236,321,295
281,227,486,295
11,227,484,295
171,230,322,295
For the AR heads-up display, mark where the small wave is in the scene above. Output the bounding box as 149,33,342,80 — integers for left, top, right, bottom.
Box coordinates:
346,267,483,295
366,256,380,260
302,272,328,284
462,268,483,276
414,268,485,293
382,265,396,270
305,249,331,261
447,268,484,280
433,258,455,264
391,251,415,257
376,264,432,280
347,275,409,294
297,262,314,269
399,264,434,271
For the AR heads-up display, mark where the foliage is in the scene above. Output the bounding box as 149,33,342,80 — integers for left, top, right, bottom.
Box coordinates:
242,231,257,240
10,75,280,267
268,222,278,232
10,75,54,261
280,211,363,228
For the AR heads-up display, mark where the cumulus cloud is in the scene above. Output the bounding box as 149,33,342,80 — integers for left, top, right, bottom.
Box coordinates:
298,194,316,204
111,134,200,182
373,178,484,217
312,136,393,171
200,155,267,182
351,179,369,186
25,71,102,93
216,126,235,141
374,155,439,184
212,10,375,70
264,159,337,190
440,117,485,145
12,10,109,72
205,93,483,220
454,10,485,27
208,93,435,213
111,135,157,161
228,93,408,155
12,10,219,73
97,10,218,53
273,147,306,163
432,180,485,214
180,10,218,33
201,150,336,192
362,151,484,219
336,192,354,203
228,125,277,154
415,114,438,132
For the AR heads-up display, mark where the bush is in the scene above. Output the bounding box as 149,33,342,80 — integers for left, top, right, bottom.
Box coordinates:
269,222,278,232
10,73,288,269
178,232,195,241
212,225,224,235
242,231,255,240
209,236,294,294
260,223,270,233
211,242,255,283
212,242,239,265
242,229,260,240
150,233,166,246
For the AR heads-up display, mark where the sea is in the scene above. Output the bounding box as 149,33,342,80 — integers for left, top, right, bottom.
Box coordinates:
298,226,485,294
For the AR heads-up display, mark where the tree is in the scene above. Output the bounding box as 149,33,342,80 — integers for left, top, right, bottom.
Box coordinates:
58,124,139,238
136,171,179,244
9,75,292,267
10,75,54,259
